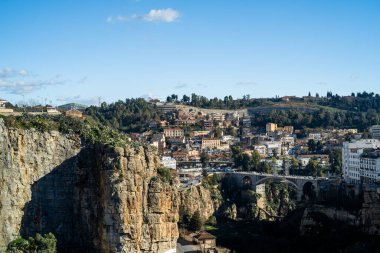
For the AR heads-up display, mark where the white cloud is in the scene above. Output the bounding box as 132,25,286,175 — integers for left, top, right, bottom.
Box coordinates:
107,8,180,24
143,9,180,23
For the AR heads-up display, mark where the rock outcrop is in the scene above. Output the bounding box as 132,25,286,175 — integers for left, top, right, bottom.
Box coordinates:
179,185,221,221
360,186,380,235
0,119,179,253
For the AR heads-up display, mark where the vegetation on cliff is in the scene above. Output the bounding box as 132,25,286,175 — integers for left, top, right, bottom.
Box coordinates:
265,181,296,217
6,233,57,253
0,114,133,148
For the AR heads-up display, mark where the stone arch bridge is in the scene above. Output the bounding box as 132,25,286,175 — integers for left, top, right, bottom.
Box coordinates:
229,172,328,201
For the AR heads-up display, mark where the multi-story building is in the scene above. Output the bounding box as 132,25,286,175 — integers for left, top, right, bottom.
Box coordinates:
342,139,380,183
263,141,282,156
359,149,380,184
156,102,177,115
253,145,267,156
242,118,251,129
211,113,225,122
266,123,277,133
161,156,177,170
201,138,221,150
371,125,380,140
203,120,213,130
164,128,184,137
151,133,166,150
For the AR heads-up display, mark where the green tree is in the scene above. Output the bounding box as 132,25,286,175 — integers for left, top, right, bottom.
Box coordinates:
307,139,317,153
188,211,203,231
213,127,223,138
290,157,300,169
182,95,190,103
200,152,210,168
329,149,342,174
166,96,173,103
305,158,320,176
7,233,57,253
250,150,261,171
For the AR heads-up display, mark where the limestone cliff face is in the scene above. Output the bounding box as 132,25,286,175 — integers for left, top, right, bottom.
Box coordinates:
179,185,221,221
299,186,380,235
0,119,179,253
360,186,380,235
0,121,81,251
95,146,179,253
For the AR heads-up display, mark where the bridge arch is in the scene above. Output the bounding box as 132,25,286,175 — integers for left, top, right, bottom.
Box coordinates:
242,176,253,189
254,177,299,190
302,181,317,201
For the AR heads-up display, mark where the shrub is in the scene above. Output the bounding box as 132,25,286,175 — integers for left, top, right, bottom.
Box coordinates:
157,167,172,183
188,210,203,232
6,233,57,253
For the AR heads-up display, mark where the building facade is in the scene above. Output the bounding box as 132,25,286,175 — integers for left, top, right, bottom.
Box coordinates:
164,128,184,137
342,139,380,183
201,138,221,150
371,125,380,140
161,156,177,170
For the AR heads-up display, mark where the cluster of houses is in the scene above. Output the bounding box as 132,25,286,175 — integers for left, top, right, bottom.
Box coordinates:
143,103,376,185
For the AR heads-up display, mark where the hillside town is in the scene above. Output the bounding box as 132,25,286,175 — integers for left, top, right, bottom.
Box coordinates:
137,102,380,192
3,97,380,253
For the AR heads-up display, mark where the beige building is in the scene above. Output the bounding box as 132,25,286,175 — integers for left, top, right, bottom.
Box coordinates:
164,128,184,137
266,123,277,133
64,109,84,119
201,138,221,150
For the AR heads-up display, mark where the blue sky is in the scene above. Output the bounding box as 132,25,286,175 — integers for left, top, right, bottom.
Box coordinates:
1,0,380,105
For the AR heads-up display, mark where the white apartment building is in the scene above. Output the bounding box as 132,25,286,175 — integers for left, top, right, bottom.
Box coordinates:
359,149,380,184
263,141,282,156
371,125,380,140
253,145,267,156
342,139,380,183
161,156,177,170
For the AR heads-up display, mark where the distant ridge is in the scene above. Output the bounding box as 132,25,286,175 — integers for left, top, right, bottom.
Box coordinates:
57,103,88,111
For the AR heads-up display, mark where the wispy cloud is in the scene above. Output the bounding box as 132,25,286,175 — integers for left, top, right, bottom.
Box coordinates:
349,74,359,82
56,95,98,106
0,67,29,78
107,8,180,24
236,81,258,86
316,81,327,86
197,83,208,88
140,93,159,101
0,78,64,95
77,76,88,84
0,67,64,95
174,83,187,89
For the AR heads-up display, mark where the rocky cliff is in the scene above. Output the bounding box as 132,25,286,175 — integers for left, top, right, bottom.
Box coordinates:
0,119,179,253
179,185,221,221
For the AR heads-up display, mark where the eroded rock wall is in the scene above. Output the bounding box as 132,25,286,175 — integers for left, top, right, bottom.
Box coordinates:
179,185,221,221
0,119,179,253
